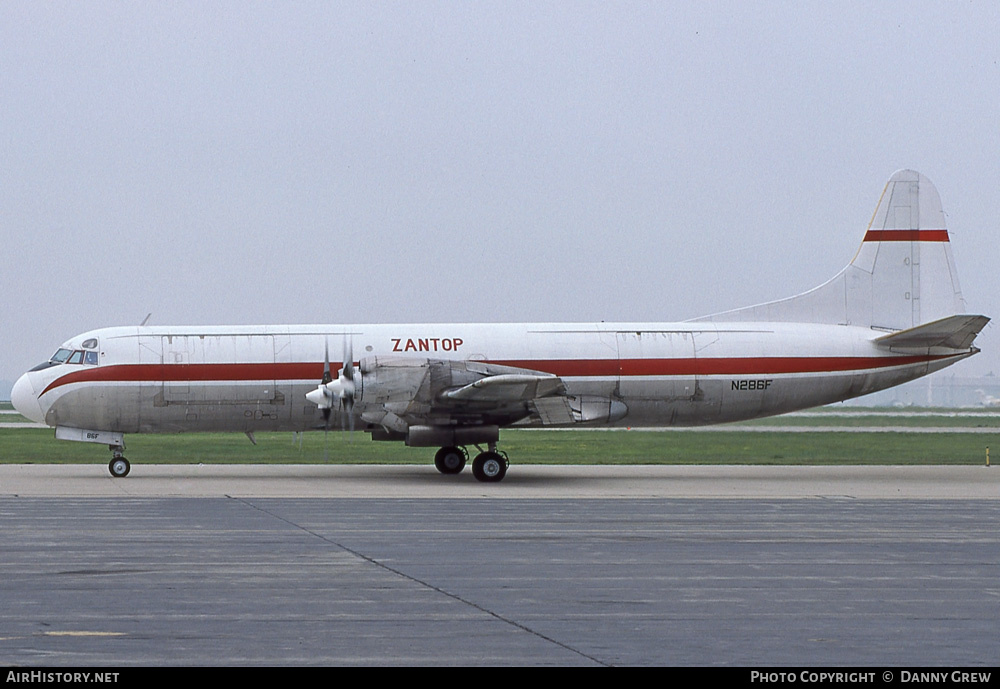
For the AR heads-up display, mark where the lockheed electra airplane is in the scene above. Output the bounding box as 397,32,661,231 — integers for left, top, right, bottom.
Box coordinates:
11,170,989,482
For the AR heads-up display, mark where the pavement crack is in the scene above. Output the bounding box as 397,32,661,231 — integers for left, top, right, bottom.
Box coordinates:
234,496,610,666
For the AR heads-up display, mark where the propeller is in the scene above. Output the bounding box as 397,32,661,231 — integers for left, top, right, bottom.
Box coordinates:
305,336,358,436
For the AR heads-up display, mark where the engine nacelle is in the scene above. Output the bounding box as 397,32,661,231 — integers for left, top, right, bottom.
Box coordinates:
356,356,431,407
404,425,500,448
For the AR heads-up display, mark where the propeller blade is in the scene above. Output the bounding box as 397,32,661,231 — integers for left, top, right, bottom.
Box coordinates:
342,335,354,383
322,339,332,385
343,394,355,435
340,335,356,438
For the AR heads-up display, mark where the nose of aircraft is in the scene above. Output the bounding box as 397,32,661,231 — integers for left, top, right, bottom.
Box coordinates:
11,373,45,424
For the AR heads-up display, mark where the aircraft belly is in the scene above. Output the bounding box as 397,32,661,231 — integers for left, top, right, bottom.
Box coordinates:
141,382,292,433
610,362,939,427
45,385,142,434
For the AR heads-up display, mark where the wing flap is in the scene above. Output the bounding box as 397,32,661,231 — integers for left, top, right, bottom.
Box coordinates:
529,396,577,425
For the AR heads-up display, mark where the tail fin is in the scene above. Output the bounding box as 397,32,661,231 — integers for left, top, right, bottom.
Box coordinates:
694,170,967,330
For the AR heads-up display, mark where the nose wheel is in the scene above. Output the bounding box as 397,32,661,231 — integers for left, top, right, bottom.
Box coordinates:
108,446,130,477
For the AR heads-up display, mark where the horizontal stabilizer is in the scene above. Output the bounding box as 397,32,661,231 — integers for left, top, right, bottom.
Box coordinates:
442,373,565,403
875,315,989,351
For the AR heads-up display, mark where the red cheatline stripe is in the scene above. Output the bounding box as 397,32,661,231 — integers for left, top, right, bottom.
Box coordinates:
38,355,953,396
40,362,319,396
488,356,949,376
863,229,949,242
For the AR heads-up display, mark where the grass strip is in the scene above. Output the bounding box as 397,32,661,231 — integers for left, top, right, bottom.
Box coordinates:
0,428,995,465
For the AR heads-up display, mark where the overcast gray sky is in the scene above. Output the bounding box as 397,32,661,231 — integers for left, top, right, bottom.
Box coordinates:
2,1,999,390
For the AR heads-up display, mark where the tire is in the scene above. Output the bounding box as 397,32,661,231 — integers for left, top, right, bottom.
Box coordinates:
472,451,507,483
109,457,131,478
434,446,466,474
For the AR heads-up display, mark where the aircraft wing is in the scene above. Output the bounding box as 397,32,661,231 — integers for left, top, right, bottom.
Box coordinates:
332,356,578,435
312,355,626,436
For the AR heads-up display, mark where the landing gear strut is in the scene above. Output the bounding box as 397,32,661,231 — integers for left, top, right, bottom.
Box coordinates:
108,445,130,478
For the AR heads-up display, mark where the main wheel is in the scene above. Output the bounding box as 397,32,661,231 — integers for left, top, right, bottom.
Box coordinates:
109,457,131,478
472,451,507,483
434,446,466,474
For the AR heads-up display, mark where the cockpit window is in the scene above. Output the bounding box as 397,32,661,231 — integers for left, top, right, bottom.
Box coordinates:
30,347,90,371
30,346,100,371
51,348,72,364
82,338,98,349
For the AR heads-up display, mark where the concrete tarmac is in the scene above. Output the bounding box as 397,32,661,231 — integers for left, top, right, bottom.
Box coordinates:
2,463,999,498
0,464,997,666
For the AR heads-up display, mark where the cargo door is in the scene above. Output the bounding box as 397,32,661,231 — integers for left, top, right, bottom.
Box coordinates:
160,334,277,404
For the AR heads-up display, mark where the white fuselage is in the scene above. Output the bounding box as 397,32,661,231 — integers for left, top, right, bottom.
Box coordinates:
13,321,970,435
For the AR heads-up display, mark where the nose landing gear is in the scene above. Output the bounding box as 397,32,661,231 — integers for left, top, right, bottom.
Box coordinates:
108,445,130,477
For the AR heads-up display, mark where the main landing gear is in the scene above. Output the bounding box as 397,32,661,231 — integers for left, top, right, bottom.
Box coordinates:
434,444,508,483
108,445,130,478
434,446,467,474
